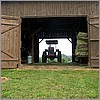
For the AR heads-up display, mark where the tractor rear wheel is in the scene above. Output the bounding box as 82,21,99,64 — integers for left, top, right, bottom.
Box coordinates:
42,51,47,63
58,51,61,63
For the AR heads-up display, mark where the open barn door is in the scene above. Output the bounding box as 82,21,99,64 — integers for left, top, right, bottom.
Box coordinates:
1,15,21,68
88,16,99,67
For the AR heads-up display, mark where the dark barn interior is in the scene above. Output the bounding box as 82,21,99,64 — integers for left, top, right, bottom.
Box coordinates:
21,17,88,64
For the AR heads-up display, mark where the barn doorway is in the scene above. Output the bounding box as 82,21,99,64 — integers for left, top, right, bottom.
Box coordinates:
21,16,88,64
39,38,72,64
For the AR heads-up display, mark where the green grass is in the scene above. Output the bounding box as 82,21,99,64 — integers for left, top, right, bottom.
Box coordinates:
1,69,99,99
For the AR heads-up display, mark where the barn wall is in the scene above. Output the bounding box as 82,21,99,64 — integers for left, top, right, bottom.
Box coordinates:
1,1,99,67
1,1,99,17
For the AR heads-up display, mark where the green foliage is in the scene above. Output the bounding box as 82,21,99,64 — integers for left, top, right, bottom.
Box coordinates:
1,69,99,99
39,54,72,63
47,59,57,63
67,57,71,61
62,58,67,63
61,54,72,63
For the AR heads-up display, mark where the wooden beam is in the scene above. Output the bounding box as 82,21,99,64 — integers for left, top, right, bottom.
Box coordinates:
67,38,72,43
90,22,99,25
1,18,20,26
1,23,19,26
1,59,18,61
91,57,99,60
90,39,99,41
1,24,20,34
32,27,42,37
1,50,16,59
39,39,44,43
32,35,34,63
89,15,99,19
1,15,20,20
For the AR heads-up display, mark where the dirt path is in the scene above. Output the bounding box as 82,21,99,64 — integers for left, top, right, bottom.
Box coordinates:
17,65,99,71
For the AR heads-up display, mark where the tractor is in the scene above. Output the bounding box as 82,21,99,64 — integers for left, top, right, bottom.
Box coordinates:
42,40,62,63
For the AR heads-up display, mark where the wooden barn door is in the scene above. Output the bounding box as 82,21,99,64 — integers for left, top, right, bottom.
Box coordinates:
88,16,99,67
1,15,21,68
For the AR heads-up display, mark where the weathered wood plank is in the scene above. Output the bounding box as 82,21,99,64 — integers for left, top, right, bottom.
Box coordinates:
1,15,20,20
1,25,20,34
90,41,99,57
1,61,18,68
1,59,18,61
1,1,99,17
91,57,99,60
90,39,99,41
90,59,99,67
1,50,16,58
1,15,20,68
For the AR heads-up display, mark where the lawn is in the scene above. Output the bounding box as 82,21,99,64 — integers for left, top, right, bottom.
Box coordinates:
1,68,99,99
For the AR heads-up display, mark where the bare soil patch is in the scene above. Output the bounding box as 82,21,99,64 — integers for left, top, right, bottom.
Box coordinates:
0,77,10,82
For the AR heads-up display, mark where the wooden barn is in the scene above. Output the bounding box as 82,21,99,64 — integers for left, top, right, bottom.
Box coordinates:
1,1,99,68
